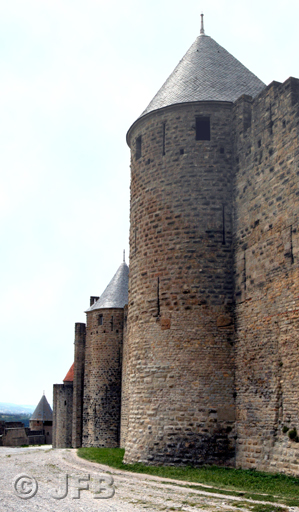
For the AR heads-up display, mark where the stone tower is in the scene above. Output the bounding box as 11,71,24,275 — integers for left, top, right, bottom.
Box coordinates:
72,322,86,448
82,258,129,447
30,393,53,444
121,19,265,465
52,366,73,448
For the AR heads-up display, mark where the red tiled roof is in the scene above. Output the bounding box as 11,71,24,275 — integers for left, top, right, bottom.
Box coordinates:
63,363,74,382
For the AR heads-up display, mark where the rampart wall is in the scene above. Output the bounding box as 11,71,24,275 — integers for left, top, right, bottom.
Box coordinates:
233,78,299,475
120,304,128,447
1,428,29,447
52,382,73,448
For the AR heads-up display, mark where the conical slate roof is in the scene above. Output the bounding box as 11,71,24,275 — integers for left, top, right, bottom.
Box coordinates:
31,394,53,422
141,33,265,118
85,261,129,312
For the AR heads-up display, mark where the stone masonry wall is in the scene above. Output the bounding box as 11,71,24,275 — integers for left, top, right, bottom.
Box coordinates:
233,78,299,475
2,428,29,447
72,322,86,448
43,424,52,444
120,304,128,448
82,308,123,447
29,420,52,444
52,383,73,448
29,420,43,430
122,102,236,465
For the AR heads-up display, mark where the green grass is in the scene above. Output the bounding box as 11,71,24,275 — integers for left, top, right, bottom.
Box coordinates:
77,447,299,507
231,504,288,512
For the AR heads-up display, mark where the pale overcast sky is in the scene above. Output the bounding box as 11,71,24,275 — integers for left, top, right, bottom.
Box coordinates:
1,0,298,408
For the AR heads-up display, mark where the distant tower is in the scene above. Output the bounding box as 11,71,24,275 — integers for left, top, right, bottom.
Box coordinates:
30,394,53,444
82,259,129,447
122,19,265,465
52,365,74,448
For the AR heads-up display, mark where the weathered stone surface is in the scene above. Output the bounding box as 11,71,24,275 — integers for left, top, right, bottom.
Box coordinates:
233,77,299,475
72,322,86,448
82,308,124,447
122,102,236,465
120,78,299,474
52,65,299,476
52,383,73,448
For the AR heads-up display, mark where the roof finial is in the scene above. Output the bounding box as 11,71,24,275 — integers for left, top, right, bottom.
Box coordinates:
123,249,125,263
200,13,205,35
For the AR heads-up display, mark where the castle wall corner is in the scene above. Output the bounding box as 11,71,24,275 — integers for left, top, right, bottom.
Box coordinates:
52,383,73,448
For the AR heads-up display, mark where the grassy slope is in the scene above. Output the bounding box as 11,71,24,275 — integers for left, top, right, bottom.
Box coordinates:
77,447,299,508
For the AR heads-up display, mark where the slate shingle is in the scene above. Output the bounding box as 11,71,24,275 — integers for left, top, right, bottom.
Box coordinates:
85,262,129,311
31,395,53,422
141,34,266,117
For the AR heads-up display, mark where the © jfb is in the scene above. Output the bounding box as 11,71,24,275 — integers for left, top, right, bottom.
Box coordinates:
13,472,115,500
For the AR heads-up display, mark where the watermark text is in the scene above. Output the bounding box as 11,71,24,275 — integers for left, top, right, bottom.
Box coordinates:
13,472,115,500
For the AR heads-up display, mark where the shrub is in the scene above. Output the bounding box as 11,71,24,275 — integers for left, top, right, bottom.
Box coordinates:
288,428,297,441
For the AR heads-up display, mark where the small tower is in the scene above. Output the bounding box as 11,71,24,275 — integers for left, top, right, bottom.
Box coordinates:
82,259,129,447
52,365,74,448
30,393,53,444
122,19,265,465
72,322,86,448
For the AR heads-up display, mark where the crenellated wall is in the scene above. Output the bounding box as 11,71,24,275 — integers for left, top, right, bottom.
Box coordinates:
233,77,299,475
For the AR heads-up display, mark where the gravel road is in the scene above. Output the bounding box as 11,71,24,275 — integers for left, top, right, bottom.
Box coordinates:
0,445,297,512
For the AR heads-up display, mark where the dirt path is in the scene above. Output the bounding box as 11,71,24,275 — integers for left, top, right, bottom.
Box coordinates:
0,446,297,512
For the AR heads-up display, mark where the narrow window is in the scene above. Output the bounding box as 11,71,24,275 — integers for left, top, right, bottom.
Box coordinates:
195,117,210,140
136,135,142,160
110,316,114,331
162,122,166,155
98,314,103,326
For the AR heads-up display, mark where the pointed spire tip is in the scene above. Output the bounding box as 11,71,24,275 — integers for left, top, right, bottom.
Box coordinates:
123,249,125,263
200,13,205,35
